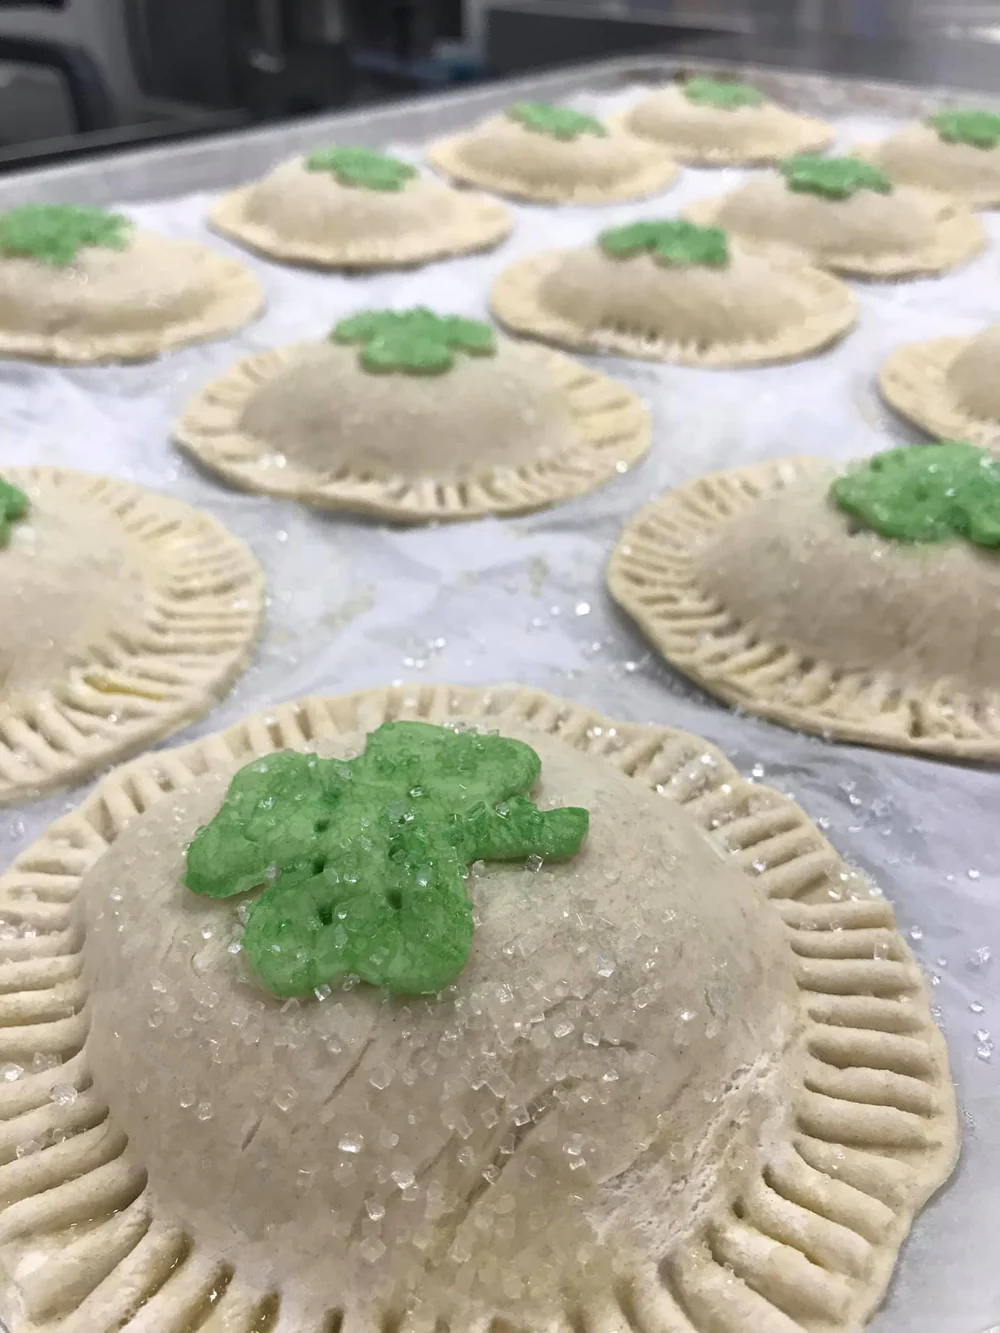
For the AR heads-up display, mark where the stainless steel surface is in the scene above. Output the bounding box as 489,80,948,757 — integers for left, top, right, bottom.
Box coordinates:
0,53,997,1333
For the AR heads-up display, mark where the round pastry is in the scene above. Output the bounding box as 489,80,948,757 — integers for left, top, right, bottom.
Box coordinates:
491,218,855,367
880,318,1000,451
0,682,956,1333
608,442,1000,759
174,307,649,520
0,466,264,801
426,100,679,204
685,154,986,279
209,144,511,269
0,203,261,363
856,108,1000,209
616,76,833,166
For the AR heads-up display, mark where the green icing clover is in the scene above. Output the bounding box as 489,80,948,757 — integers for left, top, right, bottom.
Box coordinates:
185,721,589,997
304,145,417,192
331,307,496,375
0,204,131,268
599,219,729,269
682,77,764,111
831,441,1000,547
927,108,1000,150
779,154,893,200
0,476,28,548
507,101,606,140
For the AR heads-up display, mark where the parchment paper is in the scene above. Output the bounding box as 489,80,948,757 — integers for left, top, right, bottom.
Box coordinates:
0,89,996,1333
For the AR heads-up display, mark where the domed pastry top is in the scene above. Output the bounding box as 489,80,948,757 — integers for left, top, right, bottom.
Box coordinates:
426,100,680,204
880,317,1000,452
0,203,261,363
173,308,650,521
208,145,511,269
855,108,1000,209
490,219,855,367
0,466,265,802
0,682,956,1332
608,447,1000,758
684,155,986,278
616,78,833,165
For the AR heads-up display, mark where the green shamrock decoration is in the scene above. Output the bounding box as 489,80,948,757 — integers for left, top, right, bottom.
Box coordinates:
831,441,1000,547
599,219,729,269
0,476,28,548
682,77,764,111
507,101,606,140
331,307,497,375
779,154,893,200
304,145,417,192
0,204,131,268
927,108,1000,151
185,721,589,997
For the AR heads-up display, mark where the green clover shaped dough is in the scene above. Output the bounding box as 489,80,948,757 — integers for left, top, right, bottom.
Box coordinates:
831,441,1000,546
0,476,28,548
331,307,497,375
599,219,730,269
927,109,1000,150
506,101,606,140
0,204,132,268
682,77,765,111
778,154,894,200
185,721,590,997
303,145,418,192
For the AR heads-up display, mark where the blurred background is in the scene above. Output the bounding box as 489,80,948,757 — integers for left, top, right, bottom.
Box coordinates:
0,0,999,170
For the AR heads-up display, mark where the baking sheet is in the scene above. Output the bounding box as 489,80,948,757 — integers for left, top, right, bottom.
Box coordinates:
0,67,998,1333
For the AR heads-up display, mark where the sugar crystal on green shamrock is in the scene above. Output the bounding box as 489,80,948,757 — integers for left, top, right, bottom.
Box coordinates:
0,204,132,267
331,307,496,375
831,441,1000,546
599,219,729,268
682,77,764,111
0,476,28,548
304,146,417,192
779,154,893,200
927,109,1000,150
507,102,606,140
184,721,589,997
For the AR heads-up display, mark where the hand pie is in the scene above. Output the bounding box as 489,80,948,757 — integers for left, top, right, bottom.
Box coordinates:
880,317,1000,451
856,108,1000,208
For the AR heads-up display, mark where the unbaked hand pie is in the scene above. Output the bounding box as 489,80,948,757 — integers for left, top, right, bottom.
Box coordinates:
174,307,649,520
686,154,986,278
609,441,1000,759
209,144,511,268
0,466,264,801
0,682,956,1333
880,317,1000,451
491,218,855,366
856,108,1000,209
426,99,679,204
617,76,833,166
0,202,261,363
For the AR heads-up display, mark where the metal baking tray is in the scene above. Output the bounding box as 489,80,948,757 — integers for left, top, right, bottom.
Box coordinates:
0,54,997,1333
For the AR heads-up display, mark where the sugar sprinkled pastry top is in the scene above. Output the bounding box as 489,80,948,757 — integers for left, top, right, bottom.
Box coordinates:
426,101,678,204
0,474,27,547
185,721,589,996
0,203,261,362
209,142,510,268
879,318,1000,452
173,305,650,520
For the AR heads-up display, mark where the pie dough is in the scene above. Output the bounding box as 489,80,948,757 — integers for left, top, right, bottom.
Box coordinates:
209,153,511,269
0,221,262,363
426,106,679,204
174,320,649,520
608,456,1000,758
856,119,1000,209
491,227,855,367
616,82,833,166
0,466,265,802
879,319,1000,451
685,166,986,278
0,682,956,1333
